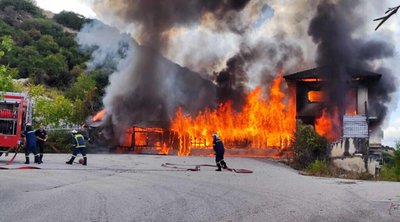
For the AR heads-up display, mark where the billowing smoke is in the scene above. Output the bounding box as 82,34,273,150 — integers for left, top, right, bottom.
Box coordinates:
80,0,398,143
91,0,251,50
77,20,215,142
214,37,305,109
308,0,395,125
82,0,265,141
80,0,321,142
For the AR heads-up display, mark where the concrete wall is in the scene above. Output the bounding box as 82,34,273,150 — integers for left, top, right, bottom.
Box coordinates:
330,137,378,175
332,156,376,175
330,138,368,157
369,128,383,148
357,86,368,115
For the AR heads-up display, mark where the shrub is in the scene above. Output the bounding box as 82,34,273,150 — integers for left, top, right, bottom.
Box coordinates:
292,121,328,169
53,11,88,31
0,0,43,17
45,130,72,153
380,165,400,182
379,147,400,181
307,160,331,176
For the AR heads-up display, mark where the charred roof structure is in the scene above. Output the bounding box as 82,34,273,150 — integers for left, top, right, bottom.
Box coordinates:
284,65,381,126
284,66,382,81
285,65,383,175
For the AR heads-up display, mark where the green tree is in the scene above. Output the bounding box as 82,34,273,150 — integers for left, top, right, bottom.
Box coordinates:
292,121,328,170
35,53,70,87
53,10,89,31
33,35,59,56
5,45,41,78
0,35,16,92
67,73,96,100
0,2,96,90
0,0,43,17
0,20,15,36
66,73,100,123
21,18,63,37
28,85,74,126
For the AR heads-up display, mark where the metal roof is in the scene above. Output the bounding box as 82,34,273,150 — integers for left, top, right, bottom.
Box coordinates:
284,65,382,81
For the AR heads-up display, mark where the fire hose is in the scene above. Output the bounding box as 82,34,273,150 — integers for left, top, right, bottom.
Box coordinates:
0,166,41,170
0,146,41,170
161,163,253,173
0,146,19,166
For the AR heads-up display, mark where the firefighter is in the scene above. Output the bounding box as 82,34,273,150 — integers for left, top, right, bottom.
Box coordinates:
66,129,87,165
212,133,227,171
22,125,40,164
35,124,48,163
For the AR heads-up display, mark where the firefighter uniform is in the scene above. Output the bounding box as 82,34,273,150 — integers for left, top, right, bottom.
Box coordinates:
22,125,40,164
212,133,227,171
66,130,87,165
35,126,47,163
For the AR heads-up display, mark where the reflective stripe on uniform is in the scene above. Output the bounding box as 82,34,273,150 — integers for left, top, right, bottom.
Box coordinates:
74,134,85,148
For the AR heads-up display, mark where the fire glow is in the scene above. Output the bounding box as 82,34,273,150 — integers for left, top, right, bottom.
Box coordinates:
92,109,106,122
307,91,324,102
315,107,341,141
171,72,296,156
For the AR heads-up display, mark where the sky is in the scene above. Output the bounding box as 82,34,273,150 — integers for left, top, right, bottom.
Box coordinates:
34,0,400,147
35,0,96,18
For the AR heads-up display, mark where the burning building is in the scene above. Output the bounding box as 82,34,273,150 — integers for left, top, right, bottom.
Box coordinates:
171,71,295,157
90,71,296,158
284,65,383,175
81,0,396,175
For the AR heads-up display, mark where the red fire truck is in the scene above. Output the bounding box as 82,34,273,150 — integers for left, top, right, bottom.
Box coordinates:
0,92,32,161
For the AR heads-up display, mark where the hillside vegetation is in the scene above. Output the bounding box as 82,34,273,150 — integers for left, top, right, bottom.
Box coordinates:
0,0,112,127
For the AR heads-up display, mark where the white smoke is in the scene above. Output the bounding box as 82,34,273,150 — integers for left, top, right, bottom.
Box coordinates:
76,20,134,70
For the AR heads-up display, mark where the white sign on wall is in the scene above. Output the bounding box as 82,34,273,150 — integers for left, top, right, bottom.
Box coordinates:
343,115,368,138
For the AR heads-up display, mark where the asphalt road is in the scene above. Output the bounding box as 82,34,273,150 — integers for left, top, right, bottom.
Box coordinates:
0,154,399,222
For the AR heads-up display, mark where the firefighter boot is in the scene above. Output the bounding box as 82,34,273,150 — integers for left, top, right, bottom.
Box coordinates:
216,163,222,171
83,157,87,166
66,156,75,165
34,155,41,164
24,157,29,164
221,160,228,169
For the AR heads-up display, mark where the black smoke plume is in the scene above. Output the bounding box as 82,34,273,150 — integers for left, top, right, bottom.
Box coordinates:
214,36,304,110
86,1,251,142
96,0,250,49
308,0,395,125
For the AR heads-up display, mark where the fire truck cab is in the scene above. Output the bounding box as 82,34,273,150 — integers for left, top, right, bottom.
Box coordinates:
0,92,32,155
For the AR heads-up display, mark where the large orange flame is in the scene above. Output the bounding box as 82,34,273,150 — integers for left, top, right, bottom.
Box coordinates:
315,107,340,141
92,109,106,122
171,71,296,156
